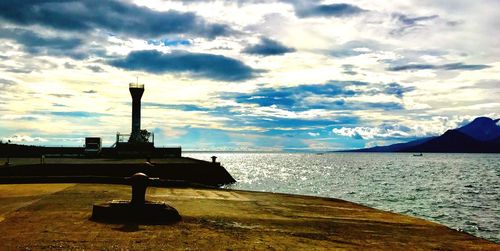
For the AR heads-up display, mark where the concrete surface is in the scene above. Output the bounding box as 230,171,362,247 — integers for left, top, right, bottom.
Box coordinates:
0,184,497,250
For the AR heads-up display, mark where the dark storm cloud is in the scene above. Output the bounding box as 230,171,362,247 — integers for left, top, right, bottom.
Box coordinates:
243,38,296,56
0,27,83,57
0,0,232,39
441,63,491,70
388,62,491,71
0,28,81,50
110,50,258,82
171,0,366,19
223,81,411,112
228,82,359,109
292,2,366,18
380,83,415,98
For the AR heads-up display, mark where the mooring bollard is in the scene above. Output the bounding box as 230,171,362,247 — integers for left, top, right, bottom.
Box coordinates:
129,172,149,205
211,156,217,163
91,172,181,223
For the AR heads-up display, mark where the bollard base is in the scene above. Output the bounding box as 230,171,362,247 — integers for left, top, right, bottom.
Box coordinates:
91,200,181,224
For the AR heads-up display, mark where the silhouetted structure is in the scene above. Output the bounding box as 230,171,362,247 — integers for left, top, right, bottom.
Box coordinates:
130,172,149,205
113,82,181,157
84,137,101,156
91,172,181,223
129,83,144,143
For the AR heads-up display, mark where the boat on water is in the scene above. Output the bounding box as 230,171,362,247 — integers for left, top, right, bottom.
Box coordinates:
413,153,423,156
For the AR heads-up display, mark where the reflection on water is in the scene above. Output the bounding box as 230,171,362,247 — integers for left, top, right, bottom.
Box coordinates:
184,152,500,242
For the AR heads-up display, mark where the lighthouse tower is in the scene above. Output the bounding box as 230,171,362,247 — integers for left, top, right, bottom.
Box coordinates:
128,83,144,143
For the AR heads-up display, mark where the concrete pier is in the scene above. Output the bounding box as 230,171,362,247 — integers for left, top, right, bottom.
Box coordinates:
0,183,497,250
0,157,236,186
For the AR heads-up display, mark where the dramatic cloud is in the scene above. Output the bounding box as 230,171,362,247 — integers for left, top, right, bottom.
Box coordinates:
110,50,257,81
224,81,412,112
391,14,439,35
0,1,498,150
388,62,491,72
243,38,296,56
290,2,366,18
0,0,232,39
0,27,83,58
396,14,439,26
381,83,415,98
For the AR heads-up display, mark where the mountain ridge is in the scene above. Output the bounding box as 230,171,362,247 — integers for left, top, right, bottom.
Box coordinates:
341,117,500,153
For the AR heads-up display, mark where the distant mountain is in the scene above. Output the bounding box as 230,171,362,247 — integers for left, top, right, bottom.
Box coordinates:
344,137,434,152
342,117,500,153
457,117,500,141
402,129,498,153
491,136,500,145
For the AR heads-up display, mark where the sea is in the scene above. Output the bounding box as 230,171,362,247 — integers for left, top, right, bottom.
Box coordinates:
184,152,500,243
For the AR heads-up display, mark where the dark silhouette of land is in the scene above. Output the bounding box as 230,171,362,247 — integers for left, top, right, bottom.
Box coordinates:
342,117,500,153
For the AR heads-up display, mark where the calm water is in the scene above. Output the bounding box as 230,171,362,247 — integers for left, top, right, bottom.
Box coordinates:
184,152,500,242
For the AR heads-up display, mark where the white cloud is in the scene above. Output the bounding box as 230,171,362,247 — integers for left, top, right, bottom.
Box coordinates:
331,114,484,140
0,0,498,150
3,135,48,143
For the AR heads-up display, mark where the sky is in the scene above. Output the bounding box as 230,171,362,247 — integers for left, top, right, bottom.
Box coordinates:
0,0,499,151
